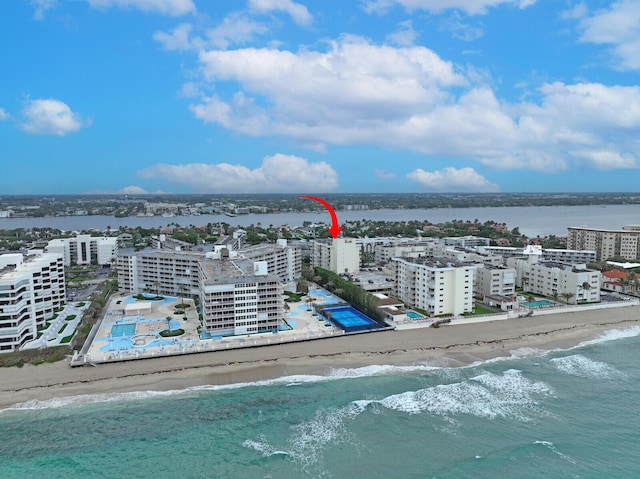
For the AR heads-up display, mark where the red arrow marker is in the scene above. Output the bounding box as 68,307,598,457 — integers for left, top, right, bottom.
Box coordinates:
300,196,344,238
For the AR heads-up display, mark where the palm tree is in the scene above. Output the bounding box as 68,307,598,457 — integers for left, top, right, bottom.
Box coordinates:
626,271,638,292
560,292,575,304
179,283,187,306
550,291,560,303
579,281,592,302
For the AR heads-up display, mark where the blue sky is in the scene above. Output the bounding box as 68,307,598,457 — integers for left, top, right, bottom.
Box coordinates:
2,0,640,194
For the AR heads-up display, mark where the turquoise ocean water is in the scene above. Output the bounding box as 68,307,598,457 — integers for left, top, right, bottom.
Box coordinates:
1,326,639,479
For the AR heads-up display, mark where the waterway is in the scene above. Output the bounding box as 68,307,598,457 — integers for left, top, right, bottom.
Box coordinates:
1,204,639,237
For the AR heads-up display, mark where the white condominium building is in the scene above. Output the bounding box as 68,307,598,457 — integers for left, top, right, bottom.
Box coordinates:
199,257,282,336
508,257,601,304
479,245,596,264
46,235,118,266
374,239,444,264
474,264,516,299
311,238,360,274
392,257,474,317
567,226,640,261
0,252,65,353
116,250,202,297
117,241,301,296
239,240,302,283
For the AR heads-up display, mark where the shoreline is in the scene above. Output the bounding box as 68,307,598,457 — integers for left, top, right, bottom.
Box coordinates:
2,306,639,409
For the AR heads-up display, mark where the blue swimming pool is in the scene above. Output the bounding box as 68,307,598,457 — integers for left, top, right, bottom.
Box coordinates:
111,323,136,336
323,306,383,333
521,300,556,308
406,311,425,319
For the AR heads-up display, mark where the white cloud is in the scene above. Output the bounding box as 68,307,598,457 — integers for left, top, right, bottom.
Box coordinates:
375,169,397,179
362,0,536,16
154,14,269,51
205,13,269,49
20,99,88,136
153,23,195,51
31,0,57,20
575,0,640,70
571,150,637,170
386,20,419,46
136,154,338,193
248,0,312,26
407,167,499,192
192,35,466,139
85,0,195,16
0,108,9,120
186,35,640,174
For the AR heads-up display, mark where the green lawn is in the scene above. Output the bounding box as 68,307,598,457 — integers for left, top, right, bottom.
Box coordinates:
463,304,497,316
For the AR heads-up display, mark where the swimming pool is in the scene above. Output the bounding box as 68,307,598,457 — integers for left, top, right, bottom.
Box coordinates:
521,300,556,308
111,324,136,336
406,311,425,319
323,306,383,333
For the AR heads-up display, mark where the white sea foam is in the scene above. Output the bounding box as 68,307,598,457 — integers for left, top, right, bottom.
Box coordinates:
242,438,290,458
261,401,368,471
533,440,577,464
550,354,618,379
576,325,640,348
363,369,553,420
327,363,442,379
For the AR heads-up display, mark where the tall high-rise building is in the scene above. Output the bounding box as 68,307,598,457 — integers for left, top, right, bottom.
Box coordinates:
0,252,66,353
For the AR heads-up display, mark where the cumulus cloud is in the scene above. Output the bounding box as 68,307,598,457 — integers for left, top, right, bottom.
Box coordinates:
191,35,466,137
136,154,338,193
85,0,195,16
20,99,88,136
0,108,9,120
407,167,499,192
248,0,312,26
574,0,640,70
186,32,640,174
362,0,536,16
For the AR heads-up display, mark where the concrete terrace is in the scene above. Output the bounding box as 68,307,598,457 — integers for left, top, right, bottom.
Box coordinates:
72,286,352,366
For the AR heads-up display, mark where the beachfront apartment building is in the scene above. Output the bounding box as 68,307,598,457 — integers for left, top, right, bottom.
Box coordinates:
0,252,65,353
507,256,601,304
567,226,640,261
311,237,359,274
46,235,118,266
474,264,516,299
198,257,282,336
392,257,474,317
478,245,596,264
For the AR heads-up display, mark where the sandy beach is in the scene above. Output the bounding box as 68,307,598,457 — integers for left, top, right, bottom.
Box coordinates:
2,306,639,409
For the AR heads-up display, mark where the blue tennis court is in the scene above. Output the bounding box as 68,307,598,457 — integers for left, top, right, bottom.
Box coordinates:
323,306,383,333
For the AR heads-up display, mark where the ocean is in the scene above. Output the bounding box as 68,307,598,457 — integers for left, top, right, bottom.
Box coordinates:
1,327,639,479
